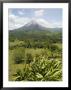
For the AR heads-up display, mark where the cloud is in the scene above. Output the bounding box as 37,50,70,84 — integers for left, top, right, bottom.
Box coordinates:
8,13,30,30
8,9,62,30
36,18,55,28
53,22,62,28
17,10,24,15
34,9,44,17
36,18,62,28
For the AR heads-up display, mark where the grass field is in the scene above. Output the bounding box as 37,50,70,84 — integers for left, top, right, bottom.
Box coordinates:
9,41,62,81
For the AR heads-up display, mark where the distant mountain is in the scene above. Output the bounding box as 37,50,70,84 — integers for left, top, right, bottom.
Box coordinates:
9,19,62,32
9,19,62,42
20,20,47,30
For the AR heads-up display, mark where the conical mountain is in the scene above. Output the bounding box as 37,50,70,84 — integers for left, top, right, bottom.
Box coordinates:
14,19,48,31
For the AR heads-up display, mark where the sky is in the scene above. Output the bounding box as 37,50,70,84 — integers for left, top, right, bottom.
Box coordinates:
8,8,62,30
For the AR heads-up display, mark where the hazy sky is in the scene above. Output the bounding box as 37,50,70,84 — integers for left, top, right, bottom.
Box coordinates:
9,8,62,30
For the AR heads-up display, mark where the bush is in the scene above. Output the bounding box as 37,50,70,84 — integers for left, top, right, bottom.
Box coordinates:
49,44,58,52
25,53,33,64
13,48,25,64
13,57,62,81
31,58,62,81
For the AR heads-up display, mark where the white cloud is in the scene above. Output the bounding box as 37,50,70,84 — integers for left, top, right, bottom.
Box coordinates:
36,18,55,28
8,10,62,30
17,10,24,15
8,13,30,30
53,22,62,28
35,18,62,28
9,14,17,20
34,10,44,17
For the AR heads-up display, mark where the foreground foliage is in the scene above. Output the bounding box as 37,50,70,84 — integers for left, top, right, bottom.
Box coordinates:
9,46,62,81
12,57,62,81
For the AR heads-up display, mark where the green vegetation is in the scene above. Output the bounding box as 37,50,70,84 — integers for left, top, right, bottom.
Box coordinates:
9,28,62,81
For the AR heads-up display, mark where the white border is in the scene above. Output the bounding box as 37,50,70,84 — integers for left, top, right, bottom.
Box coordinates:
3,3,68,87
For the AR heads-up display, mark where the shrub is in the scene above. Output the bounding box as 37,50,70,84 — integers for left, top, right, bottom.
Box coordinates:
25,53,33,64
13,57,62,81
13,48,25,64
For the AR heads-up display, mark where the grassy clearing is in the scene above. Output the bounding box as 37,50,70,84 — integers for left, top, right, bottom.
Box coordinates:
9,44,62,81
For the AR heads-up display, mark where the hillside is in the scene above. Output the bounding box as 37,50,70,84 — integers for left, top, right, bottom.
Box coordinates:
9,20,62,43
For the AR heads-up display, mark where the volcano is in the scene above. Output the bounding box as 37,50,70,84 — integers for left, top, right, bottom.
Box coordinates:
13,19,49,31
9,19,62,32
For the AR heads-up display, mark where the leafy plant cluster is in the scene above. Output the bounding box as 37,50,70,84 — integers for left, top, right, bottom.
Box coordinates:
13,56,62,81
10,45,62,81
